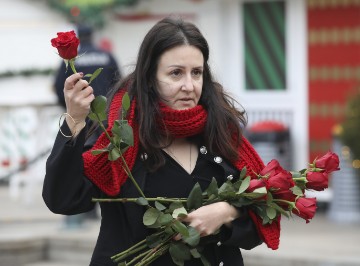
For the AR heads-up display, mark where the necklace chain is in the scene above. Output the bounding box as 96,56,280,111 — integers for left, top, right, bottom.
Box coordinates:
166,143,192,174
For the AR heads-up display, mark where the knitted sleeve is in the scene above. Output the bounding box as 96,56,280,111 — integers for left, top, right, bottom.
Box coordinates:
234,137,281,250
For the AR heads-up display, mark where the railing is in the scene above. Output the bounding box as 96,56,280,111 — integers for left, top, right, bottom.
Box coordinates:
245,108,294,129
0,103,63,203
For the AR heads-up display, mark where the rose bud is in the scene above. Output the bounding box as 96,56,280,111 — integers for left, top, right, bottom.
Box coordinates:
246,179,267,193
273,189,297,209
314,151,340,173
273,189,297,202
306,171,329,191
260,159,283,176
267,170,295,192
51,30,80,60
292,197,317,223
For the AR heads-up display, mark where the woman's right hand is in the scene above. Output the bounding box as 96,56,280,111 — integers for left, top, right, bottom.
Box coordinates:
63,72,95,136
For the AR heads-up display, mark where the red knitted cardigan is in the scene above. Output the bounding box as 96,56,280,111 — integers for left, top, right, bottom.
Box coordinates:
82,89,281,250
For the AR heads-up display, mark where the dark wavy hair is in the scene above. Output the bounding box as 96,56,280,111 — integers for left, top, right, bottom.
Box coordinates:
108,17,247,170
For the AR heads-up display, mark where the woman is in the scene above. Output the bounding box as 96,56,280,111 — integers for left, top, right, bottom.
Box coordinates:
43,17,280,266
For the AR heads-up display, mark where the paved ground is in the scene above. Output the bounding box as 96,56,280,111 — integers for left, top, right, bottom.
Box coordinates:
1,184,360,266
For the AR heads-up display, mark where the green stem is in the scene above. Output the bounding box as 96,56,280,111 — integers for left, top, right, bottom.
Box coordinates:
69,59,77,74
96,115,112,147
111,238,147,260
136,233,174,265
274,199,295,207
120,155,146,198
126,249,152,265
113,243,148,263
292,177,306,182
92,197,188,203
96,113,146,198
136,243,171,266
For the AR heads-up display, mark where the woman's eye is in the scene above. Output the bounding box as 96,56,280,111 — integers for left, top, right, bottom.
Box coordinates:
170,70,182,77
192,69,203,77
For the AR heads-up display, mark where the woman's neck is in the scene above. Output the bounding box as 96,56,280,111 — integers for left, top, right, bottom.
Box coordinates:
163,138,198,174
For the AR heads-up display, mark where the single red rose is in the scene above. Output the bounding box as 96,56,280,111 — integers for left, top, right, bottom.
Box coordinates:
292,197,317,223
273,189,297,203
267,170,295,192
306,171,329,191
260,159,283,176
246,179,267,193
51,30,80,60
314,151,340,173
273,189,297,210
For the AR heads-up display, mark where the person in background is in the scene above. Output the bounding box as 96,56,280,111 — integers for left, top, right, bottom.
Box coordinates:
43,17,280,266
54,24,121,108
53,24,121,221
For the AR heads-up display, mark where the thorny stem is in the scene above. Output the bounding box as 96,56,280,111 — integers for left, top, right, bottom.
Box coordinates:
111,238,147,260
69,59,77,74
136,243,171,266
274,199,296,207
292,177,307,182
135,234,175,266
112,231,174,265
96,113,146,198
92,197,188,203
126,248,153,265
113,244,148,263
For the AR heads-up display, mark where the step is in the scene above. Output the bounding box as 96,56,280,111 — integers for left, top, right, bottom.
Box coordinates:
0,237,46,266
25,262,84,266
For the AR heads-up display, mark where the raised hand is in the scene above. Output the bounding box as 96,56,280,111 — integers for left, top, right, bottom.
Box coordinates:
63,72,95,136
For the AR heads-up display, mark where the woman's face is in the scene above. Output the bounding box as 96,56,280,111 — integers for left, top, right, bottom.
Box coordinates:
156,45,204,110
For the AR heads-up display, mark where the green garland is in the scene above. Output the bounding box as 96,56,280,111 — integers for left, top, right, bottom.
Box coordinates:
46,0,139,28
0,68,56,79
340,85,360,160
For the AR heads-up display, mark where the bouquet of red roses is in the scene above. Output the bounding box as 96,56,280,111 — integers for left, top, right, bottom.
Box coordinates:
87,95,340,266
51,30,341,266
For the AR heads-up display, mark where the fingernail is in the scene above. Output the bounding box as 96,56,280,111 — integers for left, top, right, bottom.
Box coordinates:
79,72,84,76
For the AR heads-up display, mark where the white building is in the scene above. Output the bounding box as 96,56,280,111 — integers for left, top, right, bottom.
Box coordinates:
0,0,308,193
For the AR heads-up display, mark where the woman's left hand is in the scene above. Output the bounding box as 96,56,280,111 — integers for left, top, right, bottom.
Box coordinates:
181,202,240,237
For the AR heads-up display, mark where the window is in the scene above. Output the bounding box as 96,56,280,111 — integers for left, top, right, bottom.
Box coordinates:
243,1,286,90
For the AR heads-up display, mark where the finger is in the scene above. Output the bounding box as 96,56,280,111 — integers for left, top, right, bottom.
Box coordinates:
80,86,94,98
64,72,84,90
180,214,190,222
173,234,182,241
73,79,90,92
84,93,95,105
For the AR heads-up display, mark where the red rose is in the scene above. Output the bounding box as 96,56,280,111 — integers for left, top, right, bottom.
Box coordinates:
314,151,340,173
292,197,317,223
273,189,296,204
267,170,295,192
51,30,80,60
306,171,329,191
246,179,267,193
260,159,283,176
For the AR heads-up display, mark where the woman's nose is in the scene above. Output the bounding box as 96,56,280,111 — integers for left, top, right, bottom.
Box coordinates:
181,75,195,91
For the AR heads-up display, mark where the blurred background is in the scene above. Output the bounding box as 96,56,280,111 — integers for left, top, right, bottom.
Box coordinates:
0,0,359,265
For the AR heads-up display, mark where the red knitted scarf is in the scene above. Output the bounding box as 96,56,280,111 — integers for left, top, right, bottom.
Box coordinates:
82,89,280,250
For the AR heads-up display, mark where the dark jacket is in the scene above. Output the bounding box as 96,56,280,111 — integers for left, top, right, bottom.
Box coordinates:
43,123,262,266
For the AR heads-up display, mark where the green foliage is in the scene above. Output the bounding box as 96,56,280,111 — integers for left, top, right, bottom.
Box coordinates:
109,166,289,265
0,68,55,79
340,86,360,160
46,0,140,28
186,183,203,210
88,67,103,84
90,92,318,265
88,94,134,159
